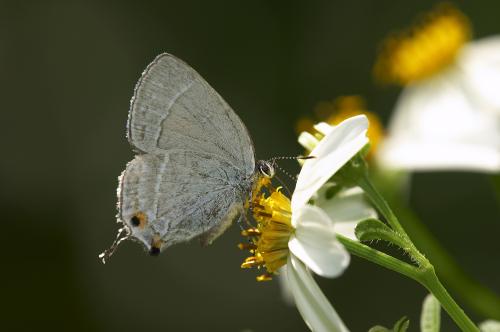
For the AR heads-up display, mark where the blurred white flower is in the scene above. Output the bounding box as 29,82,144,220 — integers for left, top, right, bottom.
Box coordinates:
479,320,500,332
241,115,369,331
377,38,500,172
374,4,500,173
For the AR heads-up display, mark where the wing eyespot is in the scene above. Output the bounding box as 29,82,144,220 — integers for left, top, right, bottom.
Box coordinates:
130,212,148,228
131,216,140,226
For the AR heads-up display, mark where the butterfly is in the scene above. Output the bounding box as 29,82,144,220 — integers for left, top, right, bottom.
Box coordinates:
100,53,274,262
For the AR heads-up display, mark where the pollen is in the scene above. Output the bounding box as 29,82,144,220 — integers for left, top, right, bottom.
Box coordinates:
239,183,294,281
373,3,471,85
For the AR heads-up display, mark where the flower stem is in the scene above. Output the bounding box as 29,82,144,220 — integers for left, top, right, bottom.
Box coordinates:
355,174,407,237
387,194,500,320
373,171,500,319
356,174,427,264
352,173,479,331
338,235,479,332
337,234,419,281
417,267,479,332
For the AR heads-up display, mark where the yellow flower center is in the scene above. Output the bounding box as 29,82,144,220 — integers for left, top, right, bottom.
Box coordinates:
240,177,293,281
297,95,383,159
373,3,471,85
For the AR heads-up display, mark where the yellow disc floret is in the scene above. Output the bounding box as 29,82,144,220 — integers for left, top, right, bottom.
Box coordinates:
240,181,293,281
373,3,471,85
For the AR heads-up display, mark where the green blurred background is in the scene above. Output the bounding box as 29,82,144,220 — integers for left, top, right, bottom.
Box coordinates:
1,0,499,331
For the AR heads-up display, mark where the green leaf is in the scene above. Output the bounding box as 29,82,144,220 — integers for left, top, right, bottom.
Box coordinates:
355,218,392,241
368,326,391,332
393,316,410,332
355,219,410,250
368,317,410,332
420,294,441,332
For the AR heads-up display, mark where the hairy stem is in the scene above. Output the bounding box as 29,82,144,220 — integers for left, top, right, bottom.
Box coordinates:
337,235,419,281
353,174,479,331
378,173,500,320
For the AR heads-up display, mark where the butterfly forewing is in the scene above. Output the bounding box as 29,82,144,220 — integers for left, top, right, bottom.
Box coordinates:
128,53,255,173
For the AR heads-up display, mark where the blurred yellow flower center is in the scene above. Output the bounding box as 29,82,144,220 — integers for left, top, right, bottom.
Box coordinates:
297,96,383,159
373,3,471,85
240,178,293,281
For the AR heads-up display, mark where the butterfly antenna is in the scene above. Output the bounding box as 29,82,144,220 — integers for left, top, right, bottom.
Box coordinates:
99,225,130,264
271,155,316,161
274,164,297,182
273,173,293,197
270,155,315,181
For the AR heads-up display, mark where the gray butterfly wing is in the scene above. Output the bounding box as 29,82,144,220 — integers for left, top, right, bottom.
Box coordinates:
128,53,255,174
118,54,255,253
119,153,248,252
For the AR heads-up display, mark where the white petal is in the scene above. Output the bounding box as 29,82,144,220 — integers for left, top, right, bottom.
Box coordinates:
331,222,358,242
292,115,369,212
459,36,500,111
315,186,377,240
377,70,500,173
289,205,350,277
314,122,334,136
298,131,320,151
277,267,295,306
287,255,350,332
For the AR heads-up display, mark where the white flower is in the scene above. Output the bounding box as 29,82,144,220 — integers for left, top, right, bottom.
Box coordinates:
290,115,370,273
372,4,500,173
376,32,500,172
288,115,369,331
297,118,378,241
241,115,370,331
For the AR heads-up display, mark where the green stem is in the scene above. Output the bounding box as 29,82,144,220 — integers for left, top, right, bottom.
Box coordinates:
356,174,407,237
356,174,427,264
418,268,479,332
373,171,500,319
389,197,500,320
337,235,419,281
338,235,479,332
351,173,479,331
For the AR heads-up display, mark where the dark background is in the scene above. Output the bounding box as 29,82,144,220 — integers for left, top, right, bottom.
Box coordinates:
1,0,499,331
